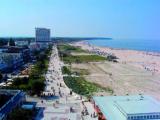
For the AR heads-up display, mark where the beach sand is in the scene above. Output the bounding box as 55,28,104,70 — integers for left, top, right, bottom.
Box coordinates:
71,41,160,100
72,41,160,74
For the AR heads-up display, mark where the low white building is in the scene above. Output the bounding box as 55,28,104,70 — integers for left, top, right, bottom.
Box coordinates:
93,95,160,120
15,41,29,46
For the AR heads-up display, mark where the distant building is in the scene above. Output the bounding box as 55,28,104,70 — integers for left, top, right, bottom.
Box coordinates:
0,60,7,72
93,95,160,120
15,40,29,47
29,42,40,51
0,46,31,72
35,28,51,42
0,53,23,72
0,48,7,53
0,89,26,120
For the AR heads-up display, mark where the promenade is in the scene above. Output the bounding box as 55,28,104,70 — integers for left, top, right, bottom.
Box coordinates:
32,45,97,120
39,45,81,120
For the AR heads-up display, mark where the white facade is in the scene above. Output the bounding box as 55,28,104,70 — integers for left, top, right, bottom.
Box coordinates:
0,53,23,71
15,41,29,46
35,28,51,42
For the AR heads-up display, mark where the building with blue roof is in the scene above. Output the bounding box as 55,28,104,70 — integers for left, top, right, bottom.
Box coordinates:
93,95,160,120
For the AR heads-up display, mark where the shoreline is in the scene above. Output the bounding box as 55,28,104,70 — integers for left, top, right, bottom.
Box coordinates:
81,39,160,54
71,41,160,74
83,40,160,56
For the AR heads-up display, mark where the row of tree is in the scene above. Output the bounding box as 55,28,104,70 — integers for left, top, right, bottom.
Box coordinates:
0,38,15,46
3,46,52,96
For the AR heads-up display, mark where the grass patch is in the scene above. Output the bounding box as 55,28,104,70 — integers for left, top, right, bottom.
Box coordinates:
62,55,106,64
58,44,106,64
92,82,114,94
62,66,89,76
64,76,100,97
72,68,90,75
58,44,85,53
59,44,113,96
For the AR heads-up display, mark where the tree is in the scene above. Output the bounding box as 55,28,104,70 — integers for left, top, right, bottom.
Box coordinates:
9,38,15,46
0,72,3,80
38,53,47,61
12,77,29,86
31,81,45,96
0,39,7,46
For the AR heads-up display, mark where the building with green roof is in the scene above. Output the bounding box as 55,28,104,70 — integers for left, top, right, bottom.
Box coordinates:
93,95,160,120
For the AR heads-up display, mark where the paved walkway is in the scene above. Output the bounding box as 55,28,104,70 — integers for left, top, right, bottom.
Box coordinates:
82,102,98,120
39,45,82,120
29,45,98,120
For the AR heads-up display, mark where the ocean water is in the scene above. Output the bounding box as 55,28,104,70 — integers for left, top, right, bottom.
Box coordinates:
85,39,160,53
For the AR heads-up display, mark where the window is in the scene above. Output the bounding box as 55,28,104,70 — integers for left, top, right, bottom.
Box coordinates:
156,115,159,118
153,115,156,118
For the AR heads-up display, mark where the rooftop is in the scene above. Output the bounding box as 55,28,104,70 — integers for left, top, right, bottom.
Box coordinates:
93,95,160,120
116,99,160,115
0,90,26,119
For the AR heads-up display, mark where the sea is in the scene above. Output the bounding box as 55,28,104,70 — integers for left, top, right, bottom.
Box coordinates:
85,39,160,53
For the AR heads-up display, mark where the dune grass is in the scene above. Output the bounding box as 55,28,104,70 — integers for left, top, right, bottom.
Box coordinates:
63,76,99,97
58,44,106,63
58,44,85,53
62,55,106,63
62,66,71,75
71,68,90,75
59,44,113,96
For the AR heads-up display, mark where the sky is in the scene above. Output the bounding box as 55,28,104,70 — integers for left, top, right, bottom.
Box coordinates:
0,0,160,39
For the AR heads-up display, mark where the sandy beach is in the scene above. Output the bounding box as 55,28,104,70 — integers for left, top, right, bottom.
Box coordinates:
70,41,160,100
72,41,160,75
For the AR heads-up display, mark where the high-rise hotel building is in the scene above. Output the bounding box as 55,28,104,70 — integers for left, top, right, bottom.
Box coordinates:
35,28,51,42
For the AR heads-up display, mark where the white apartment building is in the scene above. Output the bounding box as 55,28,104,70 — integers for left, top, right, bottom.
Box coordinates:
35,28,51,42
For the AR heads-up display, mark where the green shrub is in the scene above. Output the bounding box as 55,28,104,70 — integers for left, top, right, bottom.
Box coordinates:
63,55,106,63
30,80,45,96
58,44,85,53
62,66,71,75
64,76,98,96
5,46,51,96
